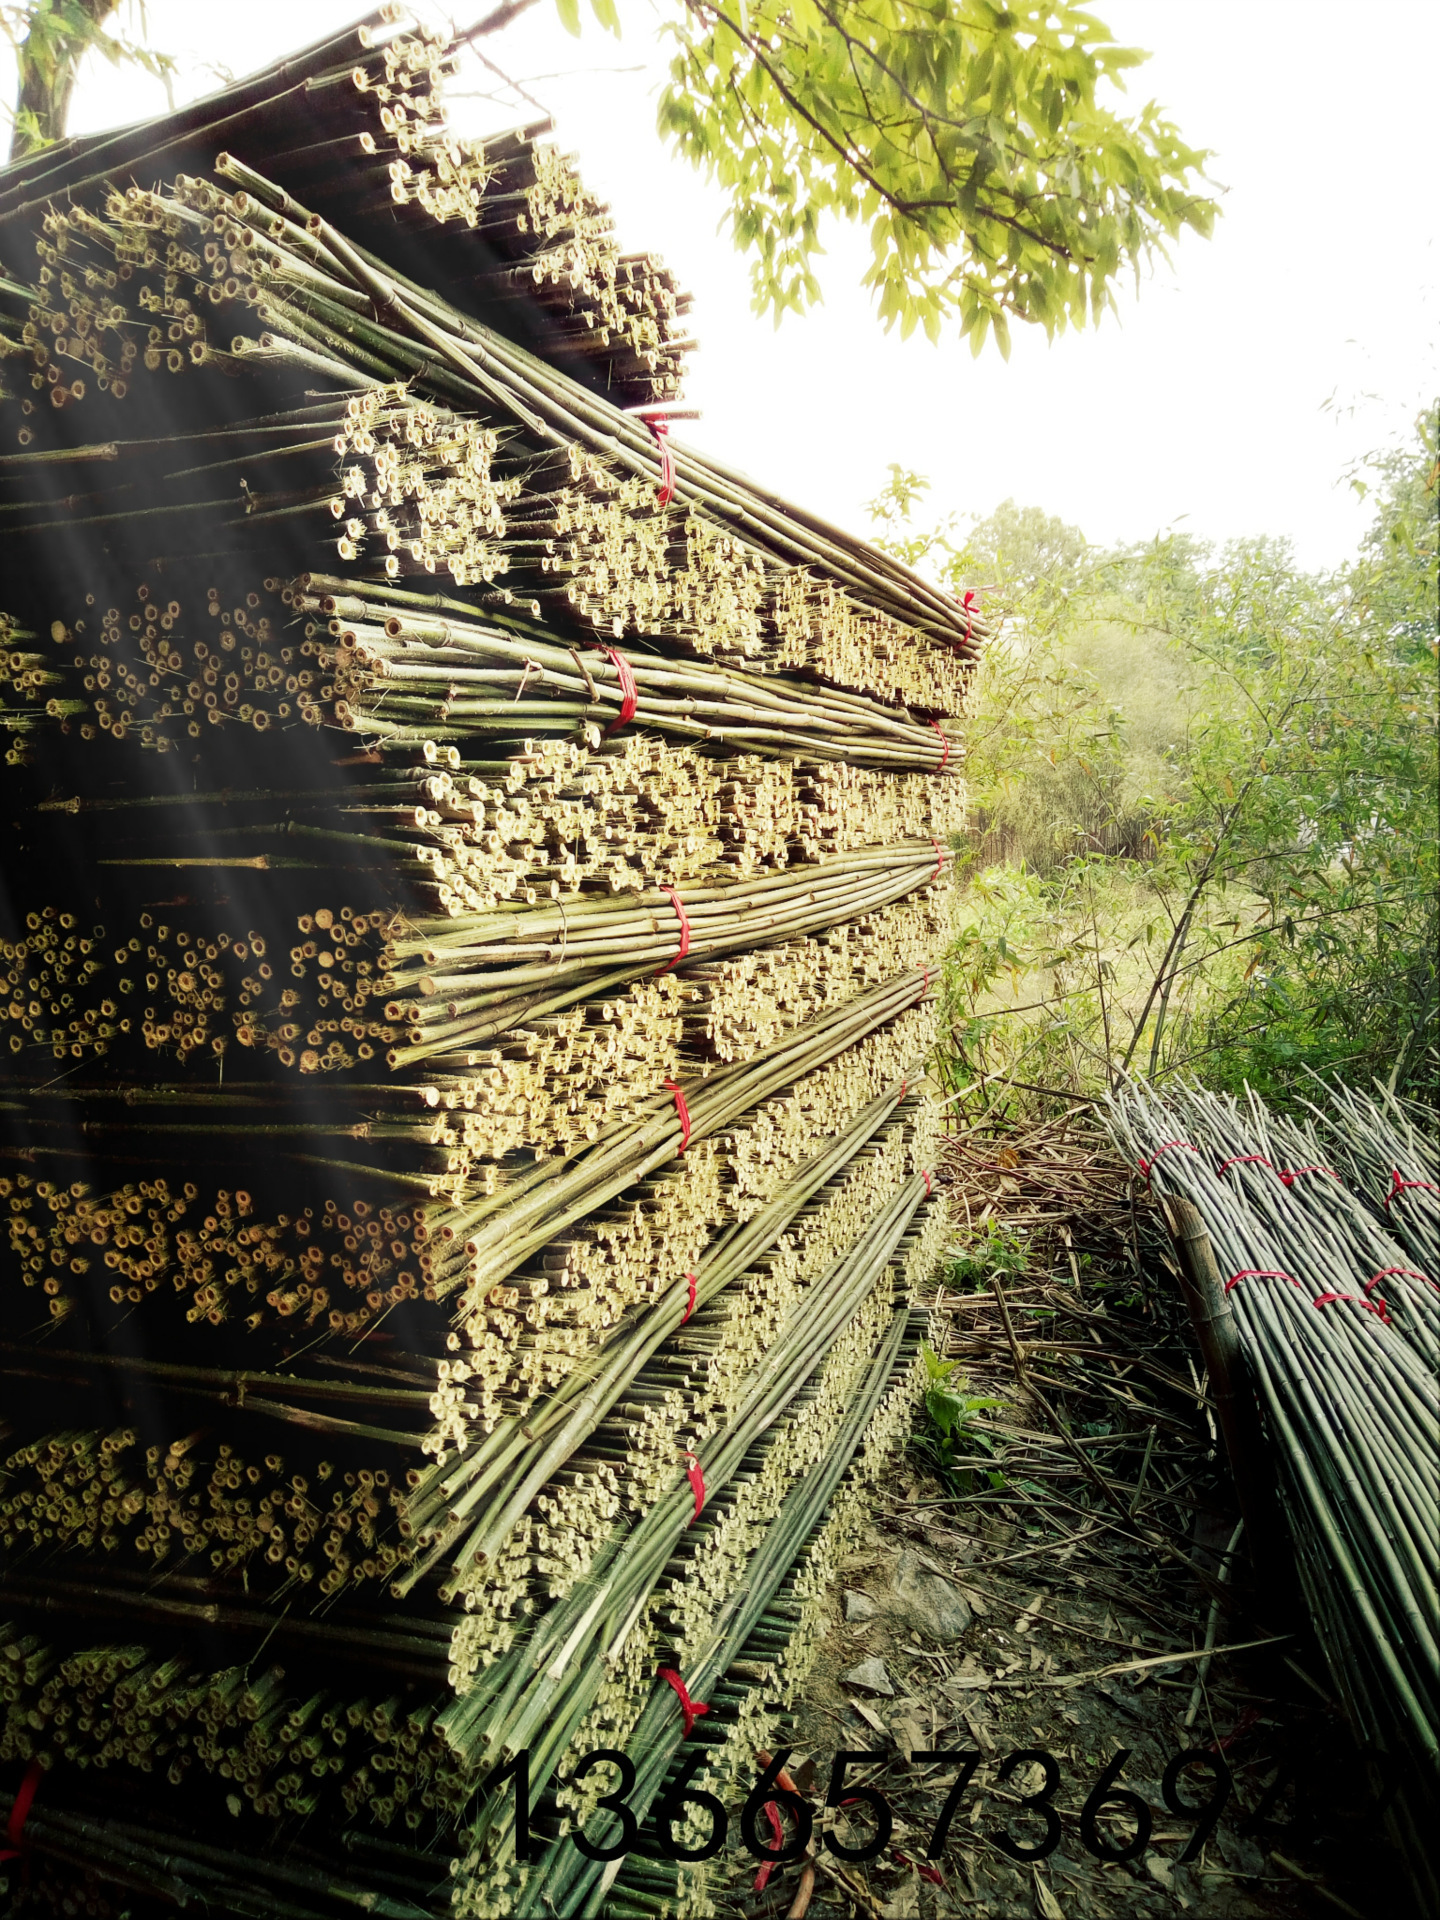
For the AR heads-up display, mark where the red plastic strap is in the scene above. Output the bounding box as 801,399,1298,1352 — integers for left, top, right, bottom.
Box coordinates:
1136,1136,1205,1182
899,1078,907,1100
1384,1169,1439,1211
0,1760,42,1863
656,887,691,974
1226,1269,1388,1321
594,645,638,735
656,1667,710,1738
1216,1153,1341,1190
1138,1140,1200,1188
1368,1264,1440,1296
1224,1268,1300,1296
681,1270,697,1324
931,838,945,880
930,722,951,773
663,1078,691,1153
1312,1290,1389,1323
1216,1153,1275,1178
919,966,932,997
922,1170,933,1197
753,1802,787,1892
648,416,676,507
683,1450,706,1523
962,589,977,643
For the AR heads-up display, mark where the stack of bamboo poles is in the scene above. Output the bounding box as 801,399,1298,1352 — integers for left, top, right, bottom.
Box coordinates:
1108,1081,1439,1916
0,11,980,1916
0,12,688,412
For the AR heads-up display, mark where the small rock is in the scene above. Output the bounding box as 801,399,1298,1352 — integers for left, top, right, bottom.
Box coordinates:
1144,1852,1173,1891
844,1589,878,1622
841,1655,895,1695
1217,1829,1266,1878
891,1547,973,1642
881,1874,920,1918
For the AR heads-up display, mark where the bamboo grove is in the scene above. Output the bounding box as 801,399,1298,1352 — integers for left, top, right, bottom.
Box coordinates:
1108,1080,1439,1916
0,10,975,1916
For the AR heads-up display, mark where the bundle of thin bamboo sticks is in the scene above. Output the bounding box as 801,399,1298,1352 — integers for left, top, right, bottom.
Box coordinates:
0,11,984,1914
1108,1081,1439,1916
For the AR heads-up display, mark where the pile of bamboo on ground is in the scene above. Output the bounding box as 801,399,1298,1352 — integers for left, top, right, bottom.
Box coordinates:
0,11,980,1916
1108,1080,1439,1916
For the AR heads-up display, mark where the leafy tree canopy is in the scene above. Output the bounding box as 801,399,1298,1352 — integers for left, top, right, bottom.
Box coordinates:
647,0,1218,350
5,0,1219,356
878,411,1438,1106
556,0,1218,351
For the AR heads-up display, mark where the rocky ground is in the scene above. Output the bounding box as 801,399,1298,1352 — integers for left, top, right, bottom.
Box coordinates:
707,1117,1406,1920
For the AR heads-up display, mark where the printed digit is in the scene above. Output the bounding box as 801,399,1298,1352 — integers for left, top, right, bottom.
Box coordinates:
650,1750,728,1862
1080,1749,1152,1863
568,1747,640,1863
481,1748,543,1864
992,1749,1063,1862
1162,1748,1231,1864
741,1748,813,1863
822,1751,892,1864
913,1750,982,1859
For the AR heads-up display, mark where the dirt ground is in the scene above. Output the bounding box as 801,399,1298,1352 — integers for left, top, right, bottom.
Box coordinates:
707,1118,1408,1920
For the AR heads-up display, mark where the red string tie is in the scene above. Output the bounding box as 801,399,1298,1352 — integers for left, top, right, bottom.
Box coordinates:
657,1667,710,1738
594,645,638,735
656,886,691,974
1368,1264,1439,1297
663,1078,691,1153
919,966,931,997
922,1170,933,1197
0,1760,42,1864
1312,1290,1389,1322
930,722,951,773
1216,1153,1275,1178
899,1078,907,1100
680,1270,697,1324
1279,1164,1340,1186
1384,1169,1439,1211
1224,1268,1300,1296
931,838,945,880
1225,1269,1388,1321
962,589,977,644
1137,1140,1200,1188
646,416,676,507
683,1449,706,1523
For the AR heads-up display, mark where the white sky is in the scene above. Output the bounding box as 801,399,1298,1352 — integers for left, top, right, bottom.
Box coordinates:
6,1,1436,571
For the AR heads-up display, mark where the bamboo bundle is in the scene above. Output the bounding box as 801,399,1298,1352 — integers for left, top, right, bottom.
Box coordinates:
1305,1078,1440,1274
0,16,982,1914
0,567,965,773
0,166,987,688
0,12,686,413
521,1307,931,1920
1108,1081,1439,1915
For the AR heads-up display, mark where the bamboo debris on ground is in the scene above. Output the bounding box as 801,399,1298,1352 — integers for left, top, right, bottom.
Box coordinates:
1108,1081,1439,1917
